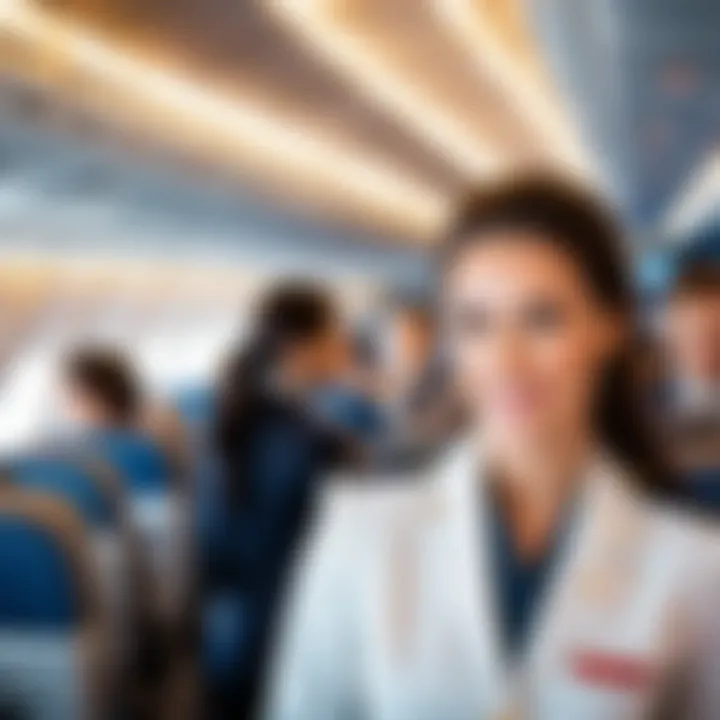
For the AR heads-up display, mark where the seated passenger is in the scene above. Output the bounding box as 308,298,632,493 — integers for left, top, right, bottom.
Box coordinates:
61,345,142,436
209,281,353,717
662,258,720,507
61,346,186,484
374,296,464,470
59,347,174,710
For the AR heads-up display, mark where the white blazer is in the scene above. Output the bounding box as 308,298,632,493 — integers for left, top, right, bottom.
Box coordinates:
264,441,720,720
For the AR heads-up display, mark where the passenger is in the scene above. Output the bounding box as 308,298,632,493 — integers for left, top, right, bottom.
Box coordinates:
60,345,171,709
62,346,190,481
265,176,720,720
350,329,384,401
664,260,720,419
662,258,720,507
312,328,385,445
62,345,142,434
382,296,436,399
210,281,353,717
375,296,463,470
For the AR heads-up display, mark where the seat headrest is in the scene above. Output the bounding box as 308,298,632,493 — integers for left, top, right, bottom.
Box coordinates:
0,491,98,628
11,456,117,528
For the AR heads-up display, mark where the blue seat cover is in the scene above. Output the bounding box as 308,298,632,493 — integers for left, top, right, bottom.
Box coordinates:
11,456,116,528
0,517,81,627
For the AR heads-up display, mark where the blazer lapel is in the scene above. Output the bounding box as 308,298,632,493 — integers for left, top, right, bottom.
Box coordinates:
432,440,508,714
435,443,649,716
523,455,652,713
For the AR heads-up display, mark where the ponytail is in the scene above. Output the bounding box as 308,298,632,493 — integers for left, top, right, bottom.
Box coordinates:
213,282,336,505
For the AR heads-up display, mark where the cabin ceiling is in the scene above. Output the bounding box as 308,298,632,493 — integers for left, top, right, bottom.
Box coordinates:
2,0,713,247
528,0,720,235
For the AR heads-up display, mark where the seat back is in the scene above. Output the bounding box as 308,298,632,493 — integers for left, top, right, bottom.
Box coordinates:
10,454,132,672
0,489,108,720
10,455,119,530
89,431,190,628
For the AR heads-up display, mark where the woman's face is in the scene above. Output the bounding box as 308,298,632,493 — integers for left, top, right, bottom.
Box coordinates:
443,231,620,455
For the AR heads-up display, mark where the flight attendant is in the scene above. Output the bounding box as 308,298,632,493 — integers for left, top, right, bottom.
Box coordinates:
208,282,353,718
264,176,720,720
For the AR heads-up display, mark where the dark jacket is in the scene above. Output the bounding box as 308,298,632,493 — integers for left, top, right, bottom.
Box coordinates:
205,393,348,713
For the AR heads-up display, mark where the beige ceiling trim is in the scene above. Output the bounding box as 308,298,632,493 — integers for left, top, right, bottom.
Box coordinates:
271,0,513,179
432,0,596,179
0,0,451,240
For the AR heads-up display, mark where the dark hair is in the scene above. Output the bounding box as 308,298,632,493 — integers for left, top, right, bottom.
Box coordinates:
671,260,720,300
442,174,671,495
214,282,337,500
65,346,141,424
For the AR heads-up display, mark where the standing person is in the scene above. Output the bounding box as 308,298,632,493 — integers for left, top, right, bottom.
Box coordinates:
209,281,352,717
662,256,720,508
265,177,720,720
375,297,463,470
61,345,192,484
382,297,437,410
664,259,720,420
60,345,174,718
311,328,386,445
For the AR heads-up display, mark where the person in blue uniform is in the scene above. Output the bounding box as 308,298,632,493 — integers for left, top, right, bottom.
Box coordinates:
661,256,720,512
265,176,720,720
208,282,354,718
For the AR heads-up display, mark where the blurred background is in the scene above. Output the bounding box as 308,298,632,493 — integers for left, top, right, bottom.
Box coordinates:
0,0,718,719
0,0,718,436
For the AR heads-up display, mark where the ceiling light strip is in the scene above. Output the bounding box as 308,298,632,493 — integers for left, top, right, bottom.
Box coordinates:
0,0,450,238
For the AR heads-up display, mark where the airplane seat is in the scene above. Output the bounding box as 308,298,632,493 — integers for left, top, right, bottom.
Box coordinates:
87,430,191,632
0,488,110,720
10,454,119,528
8,454,133,682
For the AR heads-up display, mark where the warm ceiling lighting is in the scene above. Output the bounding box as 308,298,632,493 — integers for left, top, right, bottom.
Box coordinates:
0,0,451,240
432,0,596,180
270,0,503,179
